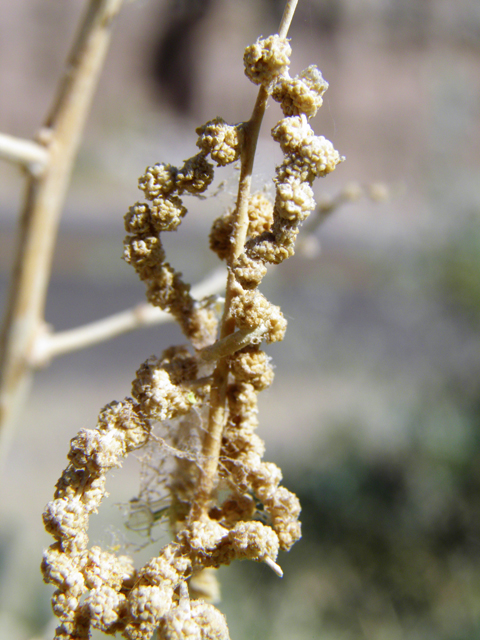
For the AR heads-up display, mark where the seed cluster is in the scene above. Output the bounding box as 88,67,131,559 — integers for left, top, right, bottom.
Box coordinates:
42,31,343,640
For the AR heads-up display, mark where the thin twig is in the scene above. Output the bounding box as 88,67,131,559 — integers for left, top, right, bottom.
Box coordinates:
0,133,49,176
264,555,284,577
30,268,226,367
0,0,123,465
198,325,267,363
278,0,299,38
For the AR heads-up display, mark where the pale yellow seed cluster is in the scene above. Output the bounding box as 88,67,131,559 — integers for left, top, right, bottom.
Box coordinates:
124,154,217,349
43,27,342,640
204,32,342,560
239,114,343,269
219,375,301,552
196,117,243,167
230,346,274,390
209,192,273,263
124,117,250,350
123,544,192,640
131,348,198,421
244,34,292,87
41,348,212,640
158,591,230,640
230,287,287,343
272,64,329,118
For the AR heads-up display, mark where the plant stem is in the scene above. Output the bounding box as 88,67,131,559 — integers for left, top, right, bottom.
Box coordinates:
0,0,123,466
191,0,299,519
0,133,49,176
29,269,226,367
278,0,299,38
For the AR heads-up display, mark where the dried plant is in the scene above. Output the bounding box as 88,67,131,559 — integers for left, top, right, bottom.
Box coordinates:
0,0,124,462
41,2,344,638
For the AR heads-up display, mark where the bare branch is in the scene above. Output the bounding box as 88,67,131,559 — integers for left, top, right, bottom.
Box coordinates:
198,325,266,363
0,0,124,463
278,0,299,38
0,133,49,176
30,268,226,367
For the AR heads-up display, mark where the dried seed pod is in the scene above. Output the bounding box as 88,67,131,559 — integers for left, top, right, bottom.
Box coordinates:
272,65,329,118
138,163,178,200
196,117,243,166
244,34,291,87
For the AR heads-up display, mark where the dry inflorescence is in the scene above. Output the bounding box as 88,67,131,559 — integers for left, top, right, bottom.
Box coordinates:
42,29,343,640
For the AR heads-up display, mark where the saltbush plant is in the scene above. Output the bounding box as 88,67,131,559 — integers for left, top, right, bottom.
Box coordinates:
41,2,344,638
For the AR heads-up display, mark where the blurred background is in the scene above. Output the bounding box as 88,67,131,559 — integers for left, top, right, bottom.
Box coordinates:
1,0,480,638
